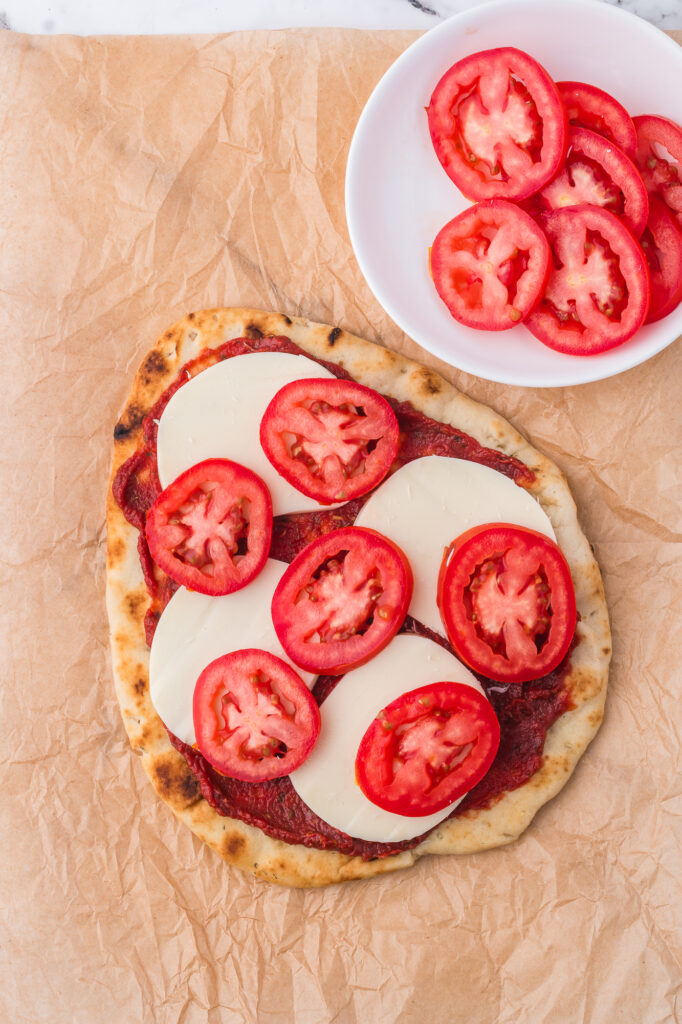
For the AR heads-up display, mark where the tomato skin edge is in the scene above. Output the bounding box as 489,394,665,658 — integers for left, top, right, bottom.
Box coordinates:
557,80,638,158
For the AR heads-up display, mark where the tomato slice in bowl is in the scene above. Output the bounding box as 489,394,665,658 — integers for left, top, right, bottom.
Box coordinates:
431,200,551,330
524,205,649,355
633,115,682,230
193,649,320,781
145,458,272,596
533,127,648,237
438,524,576,684
427,47,567,202
260,378,399,505
557,81,637,158
640,196,682,324
271,527,413,674
355,681,500,816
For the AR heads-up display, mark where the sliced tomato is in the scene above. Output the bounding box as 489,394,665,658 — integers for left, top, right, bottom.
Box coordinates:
193,650,320,781
640,196,682,323
260,378,399,505
271,527,412,674
533,127,648,237
438,524,576,684
431,200,551,330
145,458,272,596
355,681,500,816
557,81,637,158
427,47,567,201
524,205,650,355
633,115,682,229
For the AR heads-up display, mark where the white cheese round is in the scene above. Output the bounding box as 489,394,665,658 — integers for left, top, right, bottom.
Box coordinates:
156,351,336,514
289,634,486,843
149,559,316,746
354,455,555,634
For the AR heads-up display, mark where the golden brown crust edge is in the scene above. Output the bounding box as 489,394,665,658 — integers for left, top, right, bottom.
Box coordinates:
106,308,611,887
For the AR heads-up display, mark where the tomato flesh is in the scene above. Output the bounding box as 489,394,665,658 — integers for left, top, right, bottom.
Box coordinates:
557,81,637,157
431,200,551,330
145,458,272,596
355,681,500,816
525,205,649,354
633,115,682,230
533,127,648,237
271,527,413,674
260,378,399,504
640,196,682,324
427,47,567,201
438,524,576,684
193,649,320,781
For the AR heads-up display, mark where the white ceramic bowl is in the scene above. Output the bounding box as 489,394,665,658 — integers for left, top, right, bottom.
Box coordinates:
345,0,682,387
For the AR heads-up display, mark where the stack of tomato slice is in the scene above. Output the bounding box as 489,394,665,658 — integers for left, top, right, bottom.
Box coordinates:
427,47,682,354
144,373,579,820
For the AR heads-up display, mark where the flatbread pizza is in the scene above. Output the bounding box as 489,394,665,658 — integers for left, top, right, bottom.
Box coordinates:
106,307,610,887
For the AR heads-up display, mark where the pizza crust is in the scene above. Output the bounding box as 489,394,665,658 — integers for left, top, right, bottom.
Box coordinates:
106,308,611,887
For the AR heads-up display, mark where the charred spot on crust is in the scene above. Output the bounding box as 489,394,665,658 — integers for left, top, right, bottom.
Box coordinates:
283,315,292,326
116,403,145,437
419,368,442,395
108,536,125,564
142,350,169,387
118,401,144,434
152,754,201,807
188,312,195,321
222,833,246,859
126,590,147,620
244,323,264,340
134,677,146,696
328,327,342,346
143,350,168,376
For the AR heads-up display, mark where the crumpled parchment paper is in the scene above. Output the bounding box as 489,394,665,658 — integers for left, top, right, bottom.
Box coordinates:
0,27,680,1024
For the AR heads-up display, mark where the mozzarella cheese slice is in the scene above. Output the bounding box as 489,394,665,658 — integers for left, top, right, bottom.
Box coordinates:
156,351,336,514
290,634,487,843
149,559,316,746
354,455,555,634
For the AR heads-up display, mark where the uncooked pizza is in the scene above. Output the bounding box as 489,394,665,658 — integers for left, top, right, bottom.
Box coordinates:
106,308,610,887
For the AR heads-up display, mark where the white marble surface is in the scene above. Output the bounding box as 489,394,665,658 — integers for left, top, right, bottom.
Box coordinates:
0,0,680,34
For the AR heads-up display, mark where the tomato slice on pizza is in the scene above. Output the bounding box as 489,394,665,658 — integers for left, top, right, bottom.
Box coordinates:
430,200,551,330
260,377,399,504
193,649,320,781
145,458,272,596
355,681,500,816
438,524,576,684
427,47,567,201
271,526,413,674
557,81,637,158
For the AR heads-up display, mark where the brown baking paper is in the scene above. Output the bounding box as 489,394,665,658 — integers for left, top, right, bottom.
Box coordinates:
1,27,681,1024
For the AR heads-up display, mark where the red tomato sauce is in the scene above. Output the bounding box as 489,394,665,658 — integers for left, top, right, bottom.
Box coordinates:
114,336,573,859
